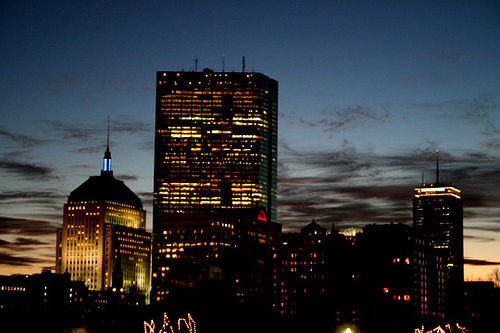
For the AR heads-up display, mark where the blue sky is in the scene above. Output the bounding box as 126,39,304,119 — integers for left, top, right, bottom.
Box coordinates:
0,0,499,279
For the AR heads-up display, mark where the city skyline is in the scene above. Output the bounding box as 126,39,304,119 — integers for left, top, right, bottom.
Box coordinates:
0,1,499,281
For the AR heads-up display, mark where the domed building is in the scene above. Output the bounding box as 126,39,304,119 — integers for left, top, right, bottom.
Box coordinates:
56,141,151,301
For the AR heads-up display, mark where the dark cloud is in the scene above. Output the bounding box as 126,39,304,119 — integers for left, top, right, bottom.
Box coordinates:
464,235,496,242
0,251,46,266
112,118,153,134
0,159,56,181
281,105,390,133
71,144,106,154
0,129,45,148
464,224,500,233
0,149,34,159
0,237,49,250
69,164,96,169
43,117,153,143
0,191,64,210
0,216,59,236
0,190,62,201
138,138,155,151
137,192,153,208
278,146,500,229
480,118,499,137
279,175,348,185
24,213,63,221
296,105,390,133
42,120,98,141
409,94,498,123
319,105,390,132
483,138,500,151
464,258,500,266
116,174,138,181
278,112,293,120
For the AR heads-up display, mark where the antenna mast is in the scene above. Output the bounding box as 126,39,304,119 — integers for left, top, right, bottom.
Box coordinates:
102,115,112,175
242,56,246,73
222,54,225,72
195,57,198,71
436,149,440,184
106,115,110,150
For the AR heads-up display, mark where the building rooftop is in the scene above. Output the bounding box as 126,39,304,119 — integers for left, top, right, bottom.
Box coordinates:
68,173,143,209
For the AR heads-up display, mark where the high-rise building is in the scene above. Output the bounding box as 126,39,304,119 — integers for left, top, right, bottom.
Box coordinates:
56,142,151,299
153,68,279,304
413,151,463,319
154,68,277,220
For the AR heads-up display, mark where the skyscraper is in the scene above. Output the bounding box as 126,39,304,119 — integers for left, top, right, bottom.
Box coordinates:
413,151,463,319
153,68,279,304
56,141,151,300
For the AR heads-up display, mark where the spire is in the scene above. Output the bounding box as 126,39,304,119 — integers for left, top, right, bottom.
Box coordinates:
435,149,440,184
102,116,112,176
106,115,110,151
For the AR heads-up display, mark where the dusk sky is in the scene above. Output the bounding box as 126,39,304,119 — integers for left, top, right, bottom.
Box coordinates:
1,1,499,280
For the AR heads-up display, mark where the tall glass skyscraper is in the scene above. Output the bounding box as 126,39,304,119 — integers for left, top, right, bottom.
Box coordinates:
152,69,279,304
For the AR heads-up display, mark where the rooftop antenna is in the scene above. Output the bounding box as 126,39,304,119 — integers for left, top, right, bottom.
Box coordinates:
436,149,440,184
194,57,198,71
102,115,112,175
422,171,425,185
222,54,225,72
242,56,246,73
106,115,110,151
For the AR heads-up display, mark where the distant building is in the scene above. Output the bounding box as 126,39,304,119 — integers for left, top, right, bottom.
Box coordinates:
56,141,151,301
278,221,364,331
153,68,279,305
327,227,362,327
277,221,450,332
278,221,328,318
413,151,463,319
0,271,87,311
463,281,499,331
358,223,416,332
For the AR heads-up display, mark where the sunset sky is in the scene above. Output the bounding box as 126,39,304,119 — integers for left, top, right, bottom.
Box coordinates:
1,1,499,280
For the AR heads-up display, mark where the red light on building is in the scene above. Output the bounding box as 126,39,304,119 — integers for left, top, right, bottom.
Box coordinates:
258,209,267,222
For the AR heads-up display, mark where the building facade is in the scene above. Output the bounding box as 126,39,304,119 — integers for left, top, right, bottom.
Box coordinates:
153,69,279,304
278,222,417,332
56,146,151,299
154,68,277,220
413,168,463,319
0,271,87,312
278,221,328,318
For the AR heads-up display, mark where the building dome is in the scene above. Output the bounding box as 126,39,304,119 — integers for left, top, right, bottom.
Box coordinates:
68,126,143,209
68,174,143,209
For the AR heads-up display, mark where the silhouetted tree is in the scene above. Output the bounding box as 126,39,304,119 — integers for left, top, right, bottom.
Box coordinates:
489,268,500,288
